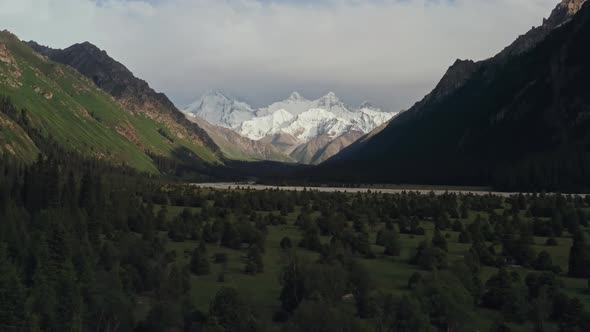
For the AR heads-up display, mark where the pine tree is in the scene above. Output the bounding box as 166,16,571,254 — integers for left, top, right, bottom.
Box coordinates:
245,246,264,274
280,253,305,312
0,244,26,331
163,265,183,299
207,288,259,332
54,262,82,332
381,230,401,257
568,231,590,278
190,248,210,275
280,237,293,250
432,228,448,252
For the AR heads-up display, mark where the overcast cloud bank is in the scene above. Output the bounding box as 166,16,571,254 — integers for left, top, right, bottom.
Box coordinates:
0,0,558,110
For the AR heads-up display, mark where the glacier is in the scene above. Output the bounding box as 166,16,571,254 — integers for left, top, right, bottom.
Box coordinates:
182,90,397,143
183,90,255,129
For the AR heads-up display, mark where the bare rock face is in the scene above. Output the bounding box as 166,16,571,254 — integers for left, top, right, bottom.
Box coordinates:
0,40,22,88
259,133,302,156
546,0,587,27
497,0,586,59
188,115,294,162
288,130,365,165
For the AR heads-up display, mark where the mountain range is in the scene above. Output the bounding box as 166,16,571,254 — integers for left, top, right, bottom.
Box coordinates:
0,0,589,191
183,90,397,164
310,0,590,191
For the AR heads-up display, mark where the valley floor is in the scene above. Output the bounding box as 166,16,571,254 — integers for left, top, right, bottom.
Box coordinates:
192,182,587,197
153,187,590,331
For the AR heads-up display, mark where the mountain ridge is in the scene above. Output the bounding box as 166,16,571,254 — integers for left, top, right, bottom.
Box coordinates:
183,89,255,129
183,90,397,164
26,40,220,156
315,0,590,191
0,31,220,175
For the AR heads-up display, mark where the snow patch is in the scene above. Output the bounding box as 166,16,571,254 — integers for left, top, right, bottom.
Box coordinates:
184,90,398,142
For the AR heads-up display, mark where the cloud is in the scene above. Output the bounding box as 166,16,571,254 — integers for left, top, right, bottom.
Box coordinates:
0,0,558,110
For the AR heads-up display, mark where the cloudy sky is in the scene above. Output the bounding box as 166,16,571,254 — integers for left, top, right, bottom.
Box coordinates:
0,0,559,110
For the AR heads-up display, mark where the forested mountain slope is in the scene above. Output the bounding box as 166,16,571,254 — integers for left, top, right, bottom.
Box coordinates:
317,0,590,191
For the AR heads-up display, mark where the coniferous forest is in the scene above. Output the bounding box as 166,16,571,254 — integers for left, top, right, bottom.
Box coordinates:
1,97,590,331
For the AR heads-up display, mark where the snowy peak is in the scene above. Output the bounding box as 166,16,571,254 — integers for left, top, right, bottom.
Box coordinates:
191,89,232,106
316,92,352,117
183,89,398,164
259,93,315,117
239,109,295,140
184,89,396,149
207,89,230,100
317,91,341,106
283,109,344,141
358,101,377,110
183,90,255,129
352,109,397,133
258,91,352,117
288,91,306,101
239,106,396,141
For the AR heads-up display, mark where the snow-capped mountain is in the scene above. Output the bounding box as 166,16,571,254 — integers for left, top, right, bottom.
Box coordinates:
276,109,350,141
183,90,255,129
182,91,398,164
239,109,295,140
256,91,355,119
256,92,314,117
239,92,395,141
352,108,397,134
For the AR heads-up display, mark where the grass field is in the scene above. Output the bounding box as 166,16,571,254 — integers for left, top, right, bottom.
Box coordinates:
153,192,590,332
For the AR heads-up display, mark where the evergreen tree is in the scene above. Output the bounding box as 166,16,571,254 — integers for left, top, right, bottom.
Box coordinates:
245,246,264,274
280,237,293,250
190,248,210,276
285,300,365,332
534,251,559,273
280,253,305,312
432,228,448,252
378,295,432,332
381,229,401,256
221,221,241,249
0,244,26,331
568,231,590,278
163,265,184,299
207,287,260,332
412,241,448,270
532,287,551,332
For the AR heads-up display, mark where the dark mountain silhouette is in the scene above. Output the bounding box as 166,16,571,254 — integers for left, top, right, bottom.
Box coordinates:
311,0,590,191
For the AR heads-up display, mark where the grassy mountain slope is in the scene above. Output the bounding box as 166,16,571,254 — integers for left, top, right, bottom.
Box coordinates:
313,1,590,191
27,40,220,162
0,31,218,172
0,111,38,161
